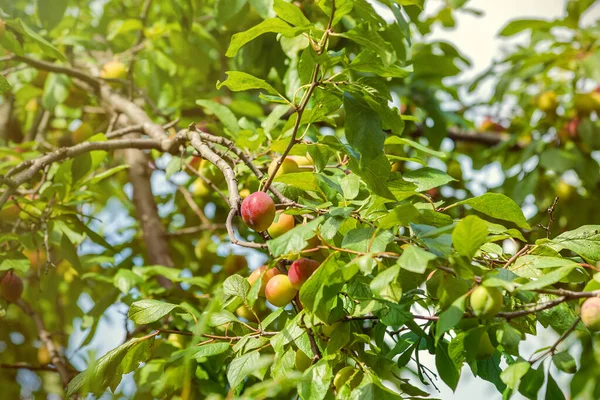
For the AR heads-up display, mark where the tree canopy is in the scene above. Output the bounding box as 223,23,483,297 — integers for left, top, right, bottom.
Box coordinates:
1,0,600,399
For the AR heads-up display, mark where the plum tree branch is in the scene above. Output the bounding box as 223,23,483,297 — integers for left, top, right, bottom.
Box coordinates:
261,0,336,192
186,128,268,250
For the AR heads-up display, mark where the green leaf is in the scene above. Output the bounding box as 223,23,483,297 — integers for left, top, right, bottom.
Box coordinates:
87,165,130,185
42,73,70,110
517,265,577,291
370,264,402,302
37,0,68,29
0,252,30,274
342,228,394,253
223,274,251,302
196,99,240,134
350,50,412,78
268,216,324,257
273,0,311,26
435,294,467,341
227,351,260,388
215,0,248,24
225,18,302,57
518,366,544,400
191,342,231,360
113,270,143,294
0,74,11,94
385,136,447,159
397,245,436,274
552,225,600,263
377,204,419,230
343,92,386,163
67,335,155,396
128,300,180,324
274,172,321,193
217,71,283,97
452,215,488,259
545,373,566,400
403,167,455,192
499,19,551,36
500,359,530,390
453,193,530,229
341,173,361,200
17,19,66,60
436,341,460,391
552,351,577,374
297,359,332,400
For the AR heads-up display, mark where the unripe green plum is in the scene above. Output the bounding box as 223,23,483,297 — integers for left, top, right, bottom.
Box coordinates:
247,265,279,296
333,366,363,391
265,274,298,307
268,157,302,177
38,345,51,365
288,258,320,289
236,304,256,321
475,331,496,360
581,298,600,331
470,286,503,318
1,270,23,302
241,192,275,232
295,349,312,372
289,154,313,167
574,92,600,116
267,211,295,238
223,254,248,275
100,60,127,80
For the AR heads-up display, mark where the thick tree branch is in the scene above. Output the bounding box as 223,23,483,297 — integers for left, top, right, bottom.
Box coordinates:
186,129,267,250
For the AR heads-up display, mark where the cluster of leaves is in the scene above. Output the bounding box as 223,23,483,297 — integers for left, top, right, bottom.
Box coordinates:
1,0,600,399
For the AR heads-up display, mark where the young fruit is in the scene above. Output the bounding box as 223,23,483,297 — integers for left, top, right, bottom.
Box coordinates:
24,249,47,271
295,349,312,372
193,179,211,197
71,122,94,144
241,192,276,232
267,212,295,238
470,286,503,318
288,258,320,289
556,180,574,201
248,265,279,296
100,60,127,80
198,159,224,185
265,274,298,307
333,366,363,391
535,90,558,113
236,304,257,321
38,345,51,365
475,331,496,360
1,270,24,302
223,254,248,275
268,157,302,177
289,154,313,167
581,298,600,331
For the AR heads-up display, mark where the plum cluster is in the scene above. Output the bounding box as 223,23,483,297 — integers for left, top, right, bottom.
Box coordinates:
238,157,322,307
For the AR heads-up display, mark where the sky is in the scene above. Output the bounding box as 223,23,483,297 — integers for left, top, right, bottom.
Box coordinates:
16,1,600,399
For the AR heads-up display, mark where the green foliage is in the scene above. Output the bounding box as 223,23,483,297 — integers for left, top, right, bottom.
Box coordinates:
1,0,600,399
